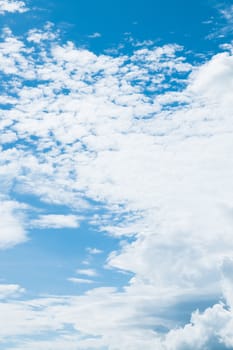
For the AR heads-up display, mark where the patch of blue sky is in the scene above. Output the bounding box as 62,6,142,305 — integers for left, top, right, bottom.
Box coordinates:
1,0,232,57
21,0,229,55
0,195,132,296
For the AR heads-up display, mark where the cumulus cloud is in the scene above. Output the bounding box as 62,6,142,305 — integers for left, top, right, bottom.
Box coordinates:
27,29,57,43
0,0,27,14
164,303,232,350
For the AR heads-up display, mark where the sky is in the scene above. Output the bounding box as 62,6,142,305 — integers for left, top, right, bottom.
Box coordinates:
0,0,233,349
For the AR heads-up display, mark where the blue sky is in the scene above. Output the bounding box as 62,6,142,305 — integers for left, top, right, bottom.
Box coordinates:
0,0,233,349
41,0,216,50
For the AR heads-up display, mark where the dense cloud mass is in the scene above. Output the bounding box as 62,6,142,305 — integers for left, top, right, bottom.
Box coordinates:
0,1,233,349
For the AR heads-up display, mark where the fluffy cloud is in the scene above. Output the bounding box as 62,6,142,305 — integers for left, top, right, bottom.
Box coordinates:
0,0,27,14
164,304,232,350
164,263,233,350
0,284,25,299
0,199,27,248
1,279,233,350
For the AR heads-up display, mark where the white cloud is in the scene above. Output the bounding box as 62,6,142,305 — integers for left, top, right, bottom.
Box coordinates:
164,303,232,350
220,4,233,22
86,247,103,255
0,0,27,14
76,268,98,277
27,23,58,44
27,30,57,43
1,279,233,350
88,32,101,39
68,277,94,284
207,4,233,39
0,199,27,248
0,284,25,299
31,215,81,229
164,266,233,350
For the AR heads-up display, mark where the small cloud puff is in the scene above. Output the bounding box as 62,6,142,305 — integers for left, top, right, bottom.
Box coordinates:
0,0,28,14
76,268,98,277
86,247,103,255
88,32,101,39
31,215,81,229
68,277,94,284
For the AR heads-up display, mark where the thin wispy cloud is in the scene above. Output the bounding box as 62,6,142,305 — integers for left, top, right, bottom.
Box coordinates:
68,277,94,284
31,215,81,229
206,2,233,39
76,268,98,277
0,284,25,299
86,247,103,255
87,32,102,39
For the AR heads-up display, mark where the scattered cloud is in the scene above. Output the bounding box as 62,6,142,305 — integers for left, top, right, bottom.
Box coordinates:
133,39,154,47
87,32,101,39
220,4,233,22
86,248,103,255
0,284,25,299
76,268,98,277
206,3,233,40
0,0,27,14
0,200,27,249
68,277,94,284
31,215,81,229
27,23,58,43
